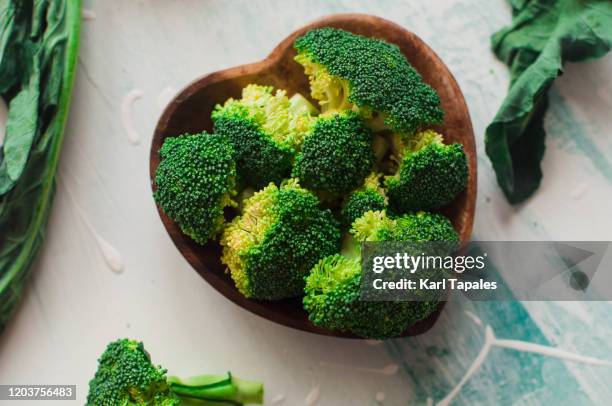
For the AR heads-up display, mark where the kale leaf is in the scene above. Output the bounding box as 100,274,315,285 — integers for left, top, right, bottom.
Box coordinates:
486,0,612,203
0,0,81,331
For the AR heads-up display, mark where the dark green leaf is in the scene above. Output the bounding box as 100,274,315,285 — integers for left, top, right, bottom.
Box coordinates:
485,0,612,203
0,2,16,59
0,0,81,331
31,0,50,39
0,49,40,193
0,1,18,93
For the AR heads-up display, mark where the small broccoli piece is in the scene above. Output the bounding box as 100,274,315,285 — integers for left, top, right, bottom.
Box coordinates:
219,84,316,148
213,110,292,189
86,339,177,406
303,254,437,340
304,254,438,339
341,173,387,227
154,133,236,245
351,210,459,243
385,130,468,213
353,209,459,258
292,111,375,195
303,210,457,339
221,179,341,300
392,211,460,243
294,27,443,134
86,339,263,406
212,84,317,189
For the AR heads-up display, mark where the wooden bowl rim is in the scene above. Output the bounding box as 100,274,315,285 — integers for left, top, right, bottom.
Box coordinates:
150,13,476,338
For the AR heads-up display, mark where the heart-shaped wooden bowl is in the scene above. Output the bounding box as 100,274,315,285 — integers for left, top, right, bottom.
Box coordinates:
150,14,477,338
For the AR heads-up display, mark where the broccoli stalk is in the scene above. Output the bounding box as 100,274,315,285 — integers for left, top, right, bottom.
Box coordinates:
386,130,468,212
86,339,263,406
288,93,319,116
293,54,354,113
168,374,263,405
303,210,457,339
294,27,443,134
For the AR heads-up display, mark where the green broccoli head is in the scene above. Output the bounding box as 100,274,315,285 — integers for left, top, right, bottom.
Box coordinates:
86,339,179,406
352,209,459,259
303,210,456,339
303,254,438,339
385,130,468,213
212,84,317,189
294,27,443,134
154,133,236,245
391,211,460,243
341,173,387,227
221,179,341,300
87,339,264,406
292,111,375,195
351,210,459,243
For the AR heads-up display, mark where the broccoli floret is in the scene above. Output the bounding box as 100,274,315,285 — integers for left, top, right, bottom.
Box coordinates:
86,339,263,406
385,130,468,213
294,27,443,134
221,179,341,299
304,254,438,339
353,209,459,258
340,173,387,227
303,254,437,340
392,212,460,243
212,84,317,189
154,133,236,245
86,339,177,405
292,111,375,195
213,110,292,189
352,210,459,243
303,210,457,339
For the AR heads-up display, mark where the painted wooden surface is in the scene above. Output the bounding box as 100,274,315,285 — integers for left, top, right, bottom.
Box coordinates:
0,0,611,405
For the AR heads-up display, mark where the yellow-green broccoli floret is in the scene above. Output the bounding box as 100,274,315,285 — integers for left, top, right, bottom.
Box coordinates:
221,179,341,300
304,210,455,339
303,210,458,338
304,254,438,339
154,133,236,245
353,209,459,259
351,210,459,243
340,173,388,227
212,84,317,189
386,130,468,213
294,27,443,134
86,339,263,406
292,111,375,195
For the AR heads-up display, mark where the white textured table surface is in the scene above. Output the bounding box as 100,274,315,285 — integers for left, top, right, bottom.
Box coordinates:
1,1,612,405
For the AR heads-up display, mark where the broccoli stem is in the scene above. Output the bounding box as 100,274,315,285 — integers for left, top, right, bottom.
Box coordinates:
289,93,319,115
168,373,263,405
324,79,353,113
